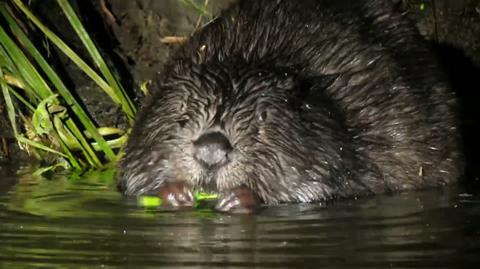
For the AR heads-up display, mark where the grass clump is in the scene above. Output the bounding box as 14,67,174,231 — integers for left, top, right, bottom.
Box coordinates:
0,0,135,172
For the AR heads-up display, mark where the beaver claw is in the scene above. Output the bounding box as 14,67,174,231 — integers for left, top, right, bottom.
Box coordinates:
215,186,259,214
156,181,194,207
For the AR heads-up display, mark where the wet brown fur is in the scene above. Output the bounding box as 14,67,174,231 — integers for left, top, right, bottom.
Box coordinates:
119,0,464,204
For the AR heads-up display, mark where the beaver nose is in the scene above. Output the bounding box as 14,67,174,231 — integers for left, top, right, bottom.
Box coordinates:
193,132,233,168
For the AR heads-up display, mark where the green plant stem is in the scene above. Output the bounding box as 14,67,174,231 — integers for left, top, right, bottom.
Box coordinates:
1,5,116,164
10,0,136,123
57,0,136,123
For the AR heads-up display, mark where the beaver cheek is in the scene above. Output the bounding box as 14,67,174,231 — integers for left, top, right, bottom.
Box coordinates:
156,181,194,207
215,186,260,214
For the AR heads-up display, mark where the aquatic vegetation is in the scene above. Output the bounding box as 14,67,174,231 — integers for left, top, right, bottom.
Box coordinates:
181,0,213,21
0,0,136,171
138,192,219,209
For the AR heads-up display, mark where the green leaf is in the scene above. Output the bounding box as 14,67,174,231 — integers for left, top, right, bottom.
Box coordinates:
32,94,58,135
138,196,163,207
1,5,115,164
195,192,218,200
0,67,20,138
57,0,137,122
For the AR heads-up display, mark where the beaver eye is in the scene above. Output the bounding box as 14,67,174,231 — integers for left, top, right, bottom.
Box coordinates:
179,102,187,113
256,110,268,123
177,119,188,128
177,115,189,128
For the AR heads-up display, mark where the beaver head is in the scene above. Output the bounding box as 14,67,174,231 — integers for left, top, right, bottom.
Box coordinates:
119,62,356,204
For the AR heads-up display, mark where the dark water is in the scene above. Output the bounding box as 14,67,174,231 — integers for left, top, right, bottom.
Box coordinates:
0,168,479,269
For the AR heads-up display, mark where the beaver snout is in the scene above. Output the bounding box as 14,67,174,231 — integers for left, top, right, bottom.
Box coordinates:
193,132,233,169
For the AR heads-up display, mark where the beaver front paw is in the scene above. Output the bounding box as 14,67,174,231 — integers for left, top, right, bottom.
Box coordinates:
156,181,194,207
215,186,259,214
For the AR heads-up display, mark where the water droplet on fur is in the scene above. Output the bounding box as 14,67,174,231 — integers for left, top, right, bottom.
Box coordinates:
304,103,312,110
257,72,264,77
306,169,319,180
290,166,299,174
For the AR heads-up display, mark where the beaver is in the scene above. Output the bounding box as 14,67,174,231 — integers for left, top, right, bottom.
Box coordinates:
119,0,464,213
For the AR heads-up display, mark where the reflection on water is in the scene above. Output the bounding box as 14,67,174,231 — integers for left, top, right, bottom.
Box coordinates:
0,169,479,268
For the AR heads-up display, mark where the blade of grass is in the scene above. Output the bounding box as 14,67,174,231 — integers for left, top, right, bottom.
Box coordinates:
0,66,20,139
8,86,35,112
1,6,116,163
33,161,70,176
0,24,45,102
30,94,84,167
1,73,71,161
16,135,68,158
0,22,102,167
52,122,81,170
0,51,35,112
10,0,135,120
57,0,136,122
91,133,127,151
181,0,213,20
3,73,26,91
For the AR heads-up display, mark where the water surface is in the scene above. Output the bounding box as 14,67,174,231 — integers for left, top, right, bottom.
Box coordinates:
0,168,479,268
